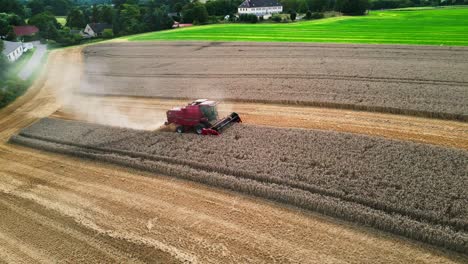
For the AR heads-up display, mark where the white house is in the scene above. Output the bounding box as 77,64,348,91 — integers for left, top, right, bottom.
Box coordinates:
238,0,283,16
2,41,24,62
83,23,112,38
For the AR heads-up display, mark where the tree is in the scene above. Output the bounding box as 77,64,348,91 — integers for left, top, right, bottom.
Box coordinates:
28,12,60,39
305,10,312,19
0,41,7,79
174,2,184,13
66,8,87,29
0,13,25,40
192,3,209,24
91,5,99,22
0,15,10,38
298,0,309,12
335,0,369,15
182,2,209,24
48,0,72,16
205,0,241,16
290,10,297,20
0,0,25,17
271,13,282,22
27,0,46,16
145,7,174,31
5,29,16,41
99,5,115,24
102,28,114,38
118,4,142,34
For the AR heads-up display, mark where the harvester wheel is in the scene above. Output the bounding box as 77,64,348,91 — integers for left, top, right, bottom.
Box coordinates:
176,126,185,133
195,124,205,135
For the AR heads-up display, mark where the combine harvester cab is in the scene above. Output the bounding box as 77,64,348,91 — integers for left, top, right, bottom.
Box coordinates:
165,99,241,135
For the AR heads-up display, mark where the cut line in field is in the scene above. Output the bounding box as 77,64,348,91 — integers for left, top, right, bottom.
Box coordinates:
51,96,468,150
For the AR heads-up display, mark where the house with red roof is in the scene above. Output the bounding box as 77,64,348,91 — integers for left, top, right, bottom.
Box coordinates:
13,26,39,37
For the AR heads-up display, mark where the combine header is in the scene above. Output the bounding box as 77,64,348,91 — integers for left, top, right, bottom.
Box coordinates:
164,99,241,135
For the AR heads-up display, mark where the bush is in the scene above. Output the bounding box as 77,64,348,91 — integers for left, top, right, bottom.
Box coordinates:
311,12,324,19
0,78,28,108
290,11,297,21
208,16,219,24
304,10,324,20
238,14,258,23
271,13,282,22
172,15,181,22
102,28,114,39
336,0,370,15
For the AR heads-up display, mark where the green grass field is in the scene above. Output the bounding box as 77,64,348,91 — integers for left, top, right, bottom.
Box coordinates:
56,16,67,26
127,7,468,46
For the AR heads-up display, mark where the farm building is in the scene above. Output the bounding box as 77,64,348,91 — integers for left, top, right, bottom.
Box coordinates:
13,26,39,38
2,41,24,62
83,23,112,38
238,0,283,16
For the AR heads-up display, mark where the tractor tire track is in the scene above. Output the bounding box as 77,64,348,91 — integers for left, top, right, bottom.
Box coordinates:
85,72,468,87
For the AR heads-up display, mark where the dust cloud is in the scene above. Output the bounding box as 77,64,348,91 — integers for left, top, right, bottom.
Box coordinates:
52,57,167,130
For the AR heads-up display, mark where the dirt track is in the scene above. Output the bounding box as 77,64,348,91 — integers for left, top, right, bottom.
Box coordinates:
53,96,468,149
0,45,467,262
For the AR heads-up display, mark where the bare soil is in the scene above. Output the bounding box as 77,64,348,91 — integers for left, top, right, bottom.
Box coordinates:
82,42,468,120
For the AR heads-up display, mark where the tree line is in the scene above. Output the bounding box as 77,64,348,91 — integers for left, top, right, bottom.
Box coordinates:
1,0,467,47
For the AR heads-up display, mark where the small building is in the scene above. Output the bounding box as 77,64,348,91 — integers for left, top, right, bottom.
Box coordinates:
2,41,24,62
172,22,193,28
238,0,283,16
22,42,34,52
13,26,39,37
83,23,112,38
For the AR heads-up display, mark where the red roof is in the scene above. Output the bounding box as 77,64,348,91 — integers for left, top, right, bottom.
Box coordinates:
13,26,39,36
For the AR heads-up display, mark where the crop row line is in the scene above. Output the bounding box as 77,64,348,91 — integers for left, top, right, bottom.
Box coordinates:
85,72,468,87
85,53,468,63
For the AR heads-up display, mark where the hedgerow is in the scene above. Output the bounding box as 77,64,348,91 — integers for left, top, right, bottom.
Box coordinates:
10,118,468,252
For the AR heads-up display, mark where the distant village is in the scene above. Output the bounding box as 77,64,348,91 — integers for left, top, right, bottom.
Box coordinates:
2,22,112,62
2,0,286,63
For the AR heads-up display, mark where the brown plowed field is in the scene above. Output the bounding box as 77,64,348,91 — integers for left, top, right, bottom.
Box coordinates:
82,42,468,121
1,44,467,262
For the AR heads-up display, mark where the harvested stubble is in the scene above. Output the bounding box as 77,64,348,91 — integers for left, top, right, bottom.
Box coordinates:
82,42,468,121
11,118,468,253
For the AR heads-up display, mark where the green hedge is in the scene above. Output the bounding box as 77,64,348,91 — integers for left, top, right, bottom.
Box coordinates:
0,78,29,108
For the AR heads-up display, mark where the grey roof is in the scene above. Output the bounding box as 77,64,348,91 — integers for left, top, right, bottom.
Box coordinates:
88,23,112,34
70,29,82,35
239,0,282,8
1,41,22,56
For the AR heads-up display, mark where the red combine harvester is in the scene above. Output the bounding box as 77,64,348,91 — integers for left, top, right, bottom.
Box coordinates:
164,99,241,135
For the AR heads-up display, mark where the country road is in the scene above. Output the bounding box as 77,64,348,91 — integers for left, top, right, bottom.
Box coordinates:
0,46,467,263
18,42,47,80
